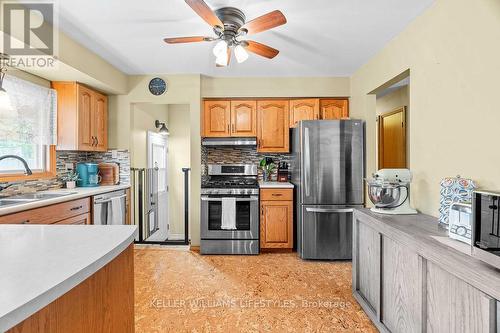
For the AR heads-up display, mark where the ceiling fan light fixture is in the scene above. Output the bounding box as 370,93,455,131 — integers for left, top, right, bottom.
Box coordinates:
234,45,249,63
215,51,228,66
212,40,227,58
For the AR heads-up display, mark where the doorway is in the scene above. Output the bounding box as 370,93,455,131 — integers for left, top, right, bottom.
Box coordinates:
378,107,407,169
146,131,169,241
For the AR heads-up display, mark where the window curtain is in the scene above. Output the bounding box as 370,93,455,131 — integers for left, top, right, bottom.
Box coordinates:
0,75,57,145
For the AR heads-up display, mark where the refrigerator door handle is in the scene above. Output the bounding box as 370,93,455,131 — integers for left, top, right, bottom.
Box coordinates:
304,127,310,197
305,208,354,213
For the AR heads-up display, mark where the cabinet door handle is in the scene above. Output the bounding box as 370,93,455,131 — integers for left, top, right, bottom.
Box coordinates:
272,193,283,196
232,123,235,132
20,220,30,224
95,137,99,146
227,124,230,133
91,136,96,146
70,205,83,211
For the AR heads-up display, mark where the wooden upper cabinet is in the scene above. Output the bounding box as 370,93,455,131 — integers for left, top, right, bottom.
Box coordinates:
52,82,108,152
77,85,95,151
93,92,108,152
257,100,289,153
289,99,319,127
203,100,231,137
320,98,349,120
230,100,256,137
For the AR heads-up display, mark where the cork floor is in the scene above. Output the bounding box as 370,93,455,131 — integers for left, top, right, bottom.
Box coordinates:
134,247,377,333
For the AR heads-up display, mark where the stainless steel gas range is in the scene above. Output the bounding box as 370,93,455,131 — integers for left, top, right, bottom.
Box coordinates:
200,164,259,255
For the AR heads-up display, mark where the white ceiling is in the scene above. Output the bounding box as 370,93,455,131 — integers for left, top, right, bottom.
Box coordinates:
54,0,434,77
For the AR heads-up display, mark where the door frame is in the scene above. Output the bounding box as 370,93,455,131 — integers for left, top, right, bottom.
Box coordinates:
147,131,169,239
377,106,407,169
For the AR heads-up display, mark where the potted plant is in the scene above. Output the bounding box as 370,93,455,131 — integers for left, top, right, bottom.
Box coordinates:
63,171,79,189
259,157,276,182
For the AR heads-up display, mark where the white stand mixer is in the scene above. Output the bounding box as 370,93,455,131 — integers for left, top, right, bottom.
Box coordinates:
367,169,418,215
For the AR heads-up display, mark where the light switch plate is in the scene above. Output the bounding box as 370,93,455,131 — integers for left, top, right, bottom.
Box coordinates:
111,150,118,159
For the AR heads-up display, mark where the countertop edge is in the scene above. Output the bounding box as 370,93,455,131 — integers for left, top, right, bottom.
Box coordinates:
0,227,136,332
354,208,500,300
258,182,294,189
0,184,131,217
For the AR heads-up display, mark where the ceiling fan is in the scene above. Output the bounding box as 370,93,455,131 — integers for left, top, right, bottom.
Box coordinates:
164,0,287,67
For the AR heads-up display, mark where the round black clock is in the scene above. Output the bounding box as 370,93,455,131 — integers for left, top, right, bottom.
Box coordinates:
148,77,167,96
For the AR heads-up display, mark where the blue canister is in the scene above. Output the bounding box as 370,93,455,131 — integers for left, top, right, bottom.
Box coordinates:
76,163,101,187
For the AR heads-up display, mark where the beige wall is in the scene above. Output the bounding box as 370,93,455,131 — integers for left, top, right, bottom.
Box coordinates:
350,0,500,216
201,76,350,98
131,103,169,168
376,85,409,115
167,104,190,236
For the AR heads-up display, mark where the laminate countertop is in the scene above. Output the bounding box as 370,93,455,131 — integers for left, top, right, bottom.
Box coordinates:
259,181,294,189
355,208,500,301
0,184,130,217
0,224,137,331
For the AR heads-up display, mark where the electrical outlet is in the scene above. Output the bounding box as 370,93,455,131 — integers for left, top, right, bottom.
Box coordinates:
111,150,118,159
65,163,74,171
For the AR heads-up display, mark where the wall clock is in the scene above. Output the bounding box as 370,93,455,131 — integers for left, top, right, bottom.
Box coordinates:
148,77,167,96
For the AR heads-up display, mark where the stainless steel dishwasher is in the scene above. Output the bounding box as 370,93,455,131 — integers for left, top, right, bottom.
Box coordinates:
93,190,127,225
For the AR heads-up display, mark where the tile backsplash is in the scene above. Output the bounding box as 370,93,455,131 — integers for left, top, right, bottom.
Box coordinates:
0,149,130,197
201,146,291,182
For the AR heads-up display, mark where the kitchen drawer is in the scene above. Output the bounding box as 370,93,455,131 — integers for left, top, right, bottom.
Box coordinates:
0,197,90,225
260,189,293,201
54,212,91,225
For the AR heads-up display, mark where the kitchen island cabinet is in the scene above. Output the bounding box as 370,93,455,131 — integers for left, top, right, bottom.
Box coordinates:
0,225,136,332
353,209,499,333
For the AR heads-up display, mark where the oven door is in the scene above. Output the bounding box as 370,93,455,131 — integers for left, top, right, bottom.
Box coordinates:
201,195,259,240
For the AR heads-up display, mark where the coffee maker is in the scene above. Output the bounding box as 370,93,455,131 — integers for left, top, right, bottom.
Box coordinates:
277,162,289,182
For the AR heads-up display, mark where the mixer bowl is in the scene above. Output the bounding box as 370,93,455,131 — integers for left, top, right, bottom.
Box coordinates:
368,182,402,208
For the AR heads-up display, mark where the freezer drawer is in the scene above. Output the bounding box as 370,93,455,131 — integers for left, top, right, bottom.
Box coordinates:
299,205,358,260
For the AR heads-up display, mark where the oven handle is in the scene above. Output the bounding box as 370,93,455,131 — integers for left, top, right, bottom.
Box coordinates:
201,196,259,202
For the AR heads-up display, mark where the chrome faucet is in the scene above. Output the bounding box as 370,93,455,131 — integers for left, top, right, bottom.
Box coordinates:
0,155,33,192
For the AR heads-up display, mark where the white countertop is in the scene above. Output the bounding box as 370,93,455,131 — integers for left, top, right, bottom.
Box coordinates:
0,224,136,331
259,181,294,189
0,184,130,216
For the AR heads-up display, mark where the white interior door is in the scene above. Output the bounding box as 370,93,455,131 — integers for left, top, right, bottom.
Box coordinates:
147,131,168,240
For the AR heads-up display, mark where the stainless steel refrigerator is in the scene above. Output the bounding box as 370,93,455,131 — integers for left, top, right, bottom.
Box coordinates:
292,120,364,260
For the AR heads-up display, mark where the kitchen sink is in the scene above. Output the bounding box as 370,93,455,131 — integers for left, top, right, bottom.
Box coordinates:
0,199,35,207
0,192,77,208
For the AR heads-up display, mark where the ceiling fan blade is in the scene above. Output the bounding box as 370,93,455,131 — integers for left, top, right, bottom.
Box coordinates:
185,0,224,29
163,36,212,44
245,41,279,59
216,47,231,67
240,10,286,35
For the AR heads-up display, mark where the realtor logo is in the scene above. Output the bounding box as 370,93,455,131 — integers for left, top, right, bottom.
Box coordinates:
1,1,57,68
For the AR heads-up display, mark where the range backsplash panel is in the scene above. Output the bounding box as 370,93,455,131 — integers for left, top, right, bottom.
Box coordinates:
0,149,130,197
201,146,291,182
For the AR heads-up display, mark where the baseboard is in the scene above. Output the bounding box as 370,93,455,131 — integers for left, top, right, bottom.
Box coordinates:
190,245,200,253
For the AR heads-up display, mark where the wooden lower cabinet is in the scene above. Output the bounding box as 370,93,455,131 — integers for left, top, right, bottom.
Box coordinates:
354,221,380,316
426,262,496,333
381,236,422,333
260,189,293,249
353,211,498,333
8,245,134,333
0,198,90,225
